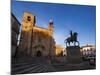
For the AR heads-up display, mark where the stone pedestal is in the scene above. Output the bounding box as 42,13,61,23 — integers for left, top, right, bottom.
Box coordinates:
67,46,82,63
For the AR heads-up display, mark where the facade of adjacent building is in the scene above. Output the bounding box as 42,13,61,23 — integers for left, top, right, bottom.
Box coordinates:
11,13,21,57
55,45,64,56
18,12,56,57
81,44,96,57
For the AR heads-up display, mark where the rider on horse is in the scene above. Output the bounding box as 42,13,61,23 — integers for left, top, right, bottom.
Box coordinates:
64,30,79,47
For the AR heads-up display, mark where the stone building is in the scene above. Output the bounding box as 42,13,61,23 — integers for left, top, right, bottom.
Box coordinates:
18,12,56,57
81,44,96,56
55,45,64,56
11,13,21,57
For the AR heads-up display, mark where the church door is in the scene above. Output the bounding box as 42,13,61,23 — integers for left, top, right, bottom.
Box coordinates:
36,51,42,57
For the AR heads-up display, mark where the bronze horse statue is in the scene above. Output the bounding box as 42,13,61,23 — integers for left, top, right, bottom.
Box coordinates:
64,31,79,47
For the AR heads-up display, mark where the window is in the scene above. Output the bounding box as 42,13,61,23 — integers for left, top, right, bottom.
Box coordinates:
27,16,31,21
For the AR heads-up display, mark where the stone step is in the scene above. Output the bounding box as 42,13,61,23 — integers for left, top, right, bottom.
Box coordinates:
28,64,48,73
34,66,47,73
24,65,47,73
12,59,32,64
11,57,56,74
15,64,44,74
12,62,32,68
12,61,49,74
12,63,37,73
12,57,33,63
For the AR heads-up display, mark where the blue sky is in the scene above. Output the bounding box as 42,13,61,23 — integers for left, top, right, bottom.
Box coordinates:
11,1,96,47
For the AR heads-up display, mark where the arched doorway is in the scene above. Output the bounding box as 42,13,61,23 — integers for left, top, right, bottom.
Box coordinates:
36,51,42,57
32,45,46,57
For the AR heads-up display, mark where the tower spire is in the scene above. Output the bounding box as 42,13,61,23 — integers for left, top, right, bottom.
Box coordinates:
49,18,53,25
49,18,54,35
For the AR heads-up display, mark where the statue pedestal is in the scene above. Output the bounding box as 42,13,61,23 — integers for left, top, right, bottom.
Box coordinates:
66,46,82,63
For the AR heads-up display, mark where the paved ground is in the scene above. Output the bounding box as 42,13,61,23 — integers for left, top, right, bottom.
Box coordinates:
11,57,56,74
52,61,95,72
11,57,95,75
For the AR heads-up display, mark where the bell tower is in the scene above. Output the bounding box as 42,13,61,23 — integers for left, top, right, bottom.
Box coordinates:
18,12,36,56
22,12,36,31
48,18,54,36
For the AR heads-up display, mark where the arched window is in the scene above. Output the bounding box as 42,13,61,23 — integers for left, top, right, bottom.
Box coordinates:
27,16,31,21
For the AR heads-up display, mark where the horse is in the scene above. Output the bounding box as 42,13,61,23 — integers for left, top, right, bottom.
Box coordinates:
64,32,79,46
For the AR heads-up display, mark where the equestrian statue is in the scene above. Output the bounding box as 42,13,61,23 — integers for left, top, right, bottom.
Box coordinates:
64,30,80,47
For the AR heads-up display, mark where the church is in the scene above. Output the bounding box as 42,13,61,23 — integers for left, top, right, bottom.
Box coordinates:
17,12,56,57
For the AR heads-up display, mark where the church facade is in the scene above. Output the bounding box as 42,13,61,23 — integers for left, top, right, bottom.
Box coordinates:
17,12,56,57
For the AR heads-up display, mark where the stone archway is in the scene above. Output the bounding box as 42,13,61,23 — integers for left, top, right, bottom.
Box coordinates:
32,45,46,57
36,51,42,57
